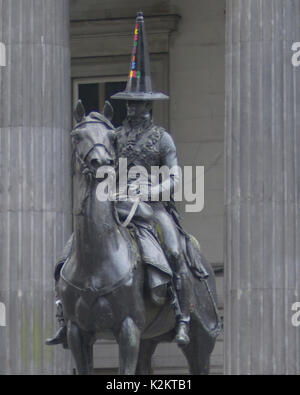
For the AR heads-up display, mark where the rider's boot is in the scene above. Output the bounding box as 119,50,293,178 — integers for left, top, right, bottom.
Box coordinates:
45,300,68,349
176,320,190,347
168,269,191,348
174,273,191,347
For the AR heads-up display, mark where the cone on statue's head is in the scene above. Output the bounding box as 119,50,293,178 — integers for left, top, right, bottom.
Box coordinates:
111,12,169,101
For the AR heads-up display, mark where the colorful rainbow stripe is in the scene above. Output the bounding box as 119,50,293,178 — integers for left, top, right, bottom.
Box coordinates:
129,23,141,79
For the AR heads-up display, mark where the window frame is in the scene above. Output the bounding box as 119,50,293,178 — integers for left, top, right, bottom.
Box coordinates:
73,75,128,123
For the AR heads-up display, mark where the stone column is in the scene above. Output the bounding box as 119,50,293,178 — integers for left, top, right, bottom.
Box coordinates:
0,0,72,374
224,0,300,374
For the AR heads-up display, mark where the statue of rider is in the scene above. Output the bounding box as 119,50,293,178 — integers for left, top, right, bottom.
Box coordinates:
46,11,191,348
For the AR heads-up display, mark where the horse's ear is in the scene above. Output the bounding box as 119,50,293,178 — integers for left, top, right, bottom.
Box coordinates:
74,100,86,123
103,101,114,122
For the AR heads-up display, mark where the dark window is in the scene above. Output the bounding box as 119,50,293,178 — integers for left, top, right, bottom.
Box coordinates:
77,81,127,128
78,83,99,115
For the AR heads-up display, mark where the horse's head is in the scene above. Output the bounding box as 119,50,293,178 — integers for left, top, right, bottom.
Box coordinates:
71,110,116,179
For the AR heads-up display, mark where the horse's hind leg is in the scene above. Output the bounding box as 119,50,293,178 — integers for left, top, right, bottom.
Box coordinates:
68,322,93,375
136,339,158,375
116,317,141,375
181,325,215,375
181,342,211,374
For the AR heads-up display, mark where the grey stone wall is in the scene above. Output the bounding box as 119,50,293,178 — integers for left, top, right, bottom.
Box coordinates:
224,0,300,374
0,0,73,374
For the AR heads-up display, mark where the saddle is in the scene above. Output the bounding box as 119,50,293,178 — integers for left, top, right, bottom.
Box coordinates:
115,200,173,303
117,200,210,283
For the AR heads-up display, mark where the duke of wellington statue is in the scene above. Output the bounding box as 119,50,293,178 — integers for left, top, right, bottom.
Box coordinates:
46,12,221,375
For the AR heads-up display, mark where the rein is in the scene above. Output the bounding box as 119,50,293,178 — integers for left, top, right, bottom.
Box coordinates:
75,146,140,228
112,195,140,228
73,151,93,216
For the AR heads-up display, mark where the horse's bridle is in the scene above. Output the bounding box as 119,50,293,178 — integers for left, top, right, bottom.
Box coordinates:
74,142,114,178
73,130,140,228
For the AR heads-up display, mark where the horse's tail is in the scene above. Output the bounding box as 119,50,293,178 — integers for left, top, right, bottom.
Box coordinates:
185,234,222,338
185,235,211,280
54,233,74,282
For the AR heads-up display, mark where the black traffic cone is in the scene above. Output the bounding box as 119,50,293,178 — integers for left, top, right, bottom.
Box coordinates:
111,12,169,101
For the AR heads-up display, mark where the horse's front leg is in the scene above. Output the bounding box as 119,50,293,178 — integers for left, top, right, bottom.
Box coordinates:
116,316,141,375
68,322,94,375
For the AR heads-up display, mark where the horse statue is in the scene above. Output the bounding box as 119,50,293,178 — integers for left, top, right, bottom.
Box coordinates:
56,103,222,375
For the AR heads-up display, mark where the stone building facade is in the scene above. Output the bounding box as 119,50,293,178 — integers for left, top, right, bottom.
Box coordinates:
0,0,299,375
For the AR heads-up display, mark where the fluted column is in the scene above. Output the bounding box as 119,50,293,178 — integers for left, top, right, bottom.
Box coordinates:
225,0,300,374
0,0,72,374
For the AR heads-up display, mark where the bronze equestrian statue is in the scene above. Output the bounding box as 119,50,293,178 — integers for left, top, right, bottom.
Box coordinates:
46,12,221,375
